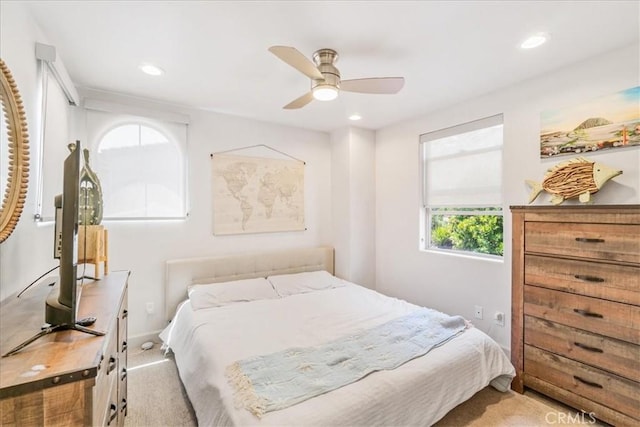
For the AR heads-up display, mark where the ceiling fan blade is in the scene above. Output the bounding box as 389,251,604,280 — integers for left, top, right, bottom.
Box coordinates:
283,92,314,109
269,46,324,80
340,77,405,94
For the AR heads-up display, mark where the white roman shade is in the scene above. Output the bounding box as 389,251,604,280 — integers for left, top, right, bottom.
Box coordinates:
86,108,188,220
36,68,73,221
421,115,503,207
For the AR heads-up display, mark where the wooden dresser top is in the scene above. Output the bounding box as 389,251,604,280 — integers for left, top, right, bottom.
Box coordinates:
510,204,640,223
510,204,639,211
0,270,129,398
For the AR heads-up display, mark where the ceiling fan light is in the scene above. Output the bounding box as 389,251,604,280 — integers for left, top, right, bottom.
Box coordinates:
313,85,338,101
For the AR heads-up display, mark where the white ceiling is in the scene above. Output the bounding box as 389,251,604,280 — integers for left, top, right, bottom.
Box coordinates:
23,1,640,133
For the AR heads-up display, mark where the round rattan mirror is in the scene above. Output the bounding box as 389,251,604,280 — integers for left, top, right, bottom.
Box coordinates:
0,58,29,243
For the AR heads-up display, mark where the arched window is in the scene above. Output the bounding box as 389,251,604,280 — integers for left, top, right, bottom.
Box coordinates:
94,122,187,219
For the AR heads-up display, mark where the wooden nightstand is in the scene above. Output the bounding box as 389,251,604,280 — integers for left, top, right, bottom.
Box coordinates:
78,225,109,279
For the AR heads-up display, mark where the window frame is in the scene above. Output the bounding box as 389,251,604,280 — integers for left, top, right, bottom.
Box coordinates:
90,115,189,222
420,115,504,259
34,61,75,222
424,206,504,260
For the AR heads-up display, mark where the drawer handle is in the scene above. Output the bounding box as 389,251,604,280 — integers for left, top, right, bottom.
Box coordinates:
573,375,603,389
107,356,117,374
120,398,128,414
573,274,604,283
122,309,128,319
121,367,127,381
575,237,605,243
574,342,603,353
573,309,603,318
107,403,118,425
121,340,128,352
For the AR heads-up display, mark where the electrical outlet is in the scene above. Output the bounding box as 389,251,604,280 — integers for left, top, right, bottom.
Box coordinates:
494,311,505,326
146,302,154,314
474,305,483,319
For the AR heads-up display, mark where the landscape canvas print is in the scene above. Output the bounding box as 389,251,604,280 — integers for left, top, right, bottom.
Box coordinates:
540,86,640,158
211,154,304,235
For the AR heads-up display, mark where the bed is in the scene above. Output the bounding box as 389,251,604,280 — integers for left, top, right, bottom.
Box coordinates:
160,246,515,426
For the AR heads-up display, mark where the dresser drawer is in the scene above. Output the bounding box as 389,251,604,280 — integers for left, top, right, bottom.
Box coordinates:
524,285,640,344
525,222,640,264
524,316,640,382
118,288,128,426
525,345,639,420
525,254,640,305
93,315,119,426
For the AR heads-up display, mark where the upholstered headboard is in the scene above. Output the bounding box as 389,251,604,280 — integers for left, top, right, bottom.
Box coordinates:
164,246,334,322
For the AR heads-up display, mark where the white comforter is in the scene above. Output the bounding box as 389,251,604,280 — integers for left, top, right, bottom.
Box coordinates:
160,282,515,427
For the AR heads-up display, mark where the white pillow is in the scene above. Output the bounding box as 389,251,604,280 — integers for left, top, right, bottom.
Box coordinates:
188,278,278,310
267,270,345,297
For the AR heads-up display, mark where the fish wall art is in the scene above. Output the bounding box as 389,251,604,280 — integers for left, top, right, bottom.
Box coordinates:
526,157,622,205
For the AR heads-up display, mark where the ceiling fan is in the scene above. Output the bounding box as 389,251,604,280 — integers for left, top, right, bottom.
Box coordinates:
268,46,405,109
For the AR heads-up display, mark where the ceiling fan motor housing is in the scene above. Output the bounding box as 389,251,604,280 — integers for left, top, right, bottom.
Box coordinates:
312,48,340,89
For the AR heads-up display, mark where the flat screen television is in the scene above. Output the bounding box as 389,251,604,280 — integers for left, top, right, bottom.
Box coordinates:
2,141,103,357
46,141,81,326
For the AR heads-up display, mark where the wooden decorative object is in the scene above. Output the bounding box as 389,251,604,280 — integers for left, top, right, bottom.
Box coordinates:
78,225,109,278
525,157,622,205
0,58,30,243
79,148,104,226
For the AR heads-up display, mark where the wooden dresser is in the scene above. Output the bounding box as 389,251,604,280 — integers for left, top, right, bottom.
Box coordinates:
510,205,639,426
0,270,129,426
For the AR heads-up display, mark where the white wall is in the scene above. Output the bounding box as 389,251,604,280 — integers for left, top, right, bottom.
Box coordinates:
331,128,351,279
375,43,640,351
330,127,376,288
0,3,333,342
348,127,376,288
0,2,59,302
3,1,637,352
76,97,332,339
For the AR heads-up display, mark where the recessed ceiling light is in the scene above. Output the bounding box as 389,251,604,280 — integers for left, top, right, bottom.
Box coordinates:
139,63,164,76
520,33,548,49
349,114,362,121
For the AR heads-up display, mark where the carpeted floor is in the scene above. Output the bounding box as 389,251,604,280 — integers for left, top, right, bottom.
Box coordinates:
125,344,197,426
124,344,608,427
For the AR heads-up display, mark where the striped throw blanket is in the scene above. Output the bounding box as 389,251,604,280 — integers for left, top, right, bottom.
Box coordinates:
226,308,469,417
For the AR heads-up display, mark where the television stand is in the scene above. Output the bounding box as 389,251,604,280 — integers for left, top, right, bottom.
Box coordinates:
2,321,105,357
1,270,130,426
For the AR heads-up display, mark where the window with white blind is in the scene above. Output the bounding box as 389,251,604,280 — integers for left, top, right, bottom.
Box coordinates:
87,109,188,220
35,66,74,221
421,114,504,257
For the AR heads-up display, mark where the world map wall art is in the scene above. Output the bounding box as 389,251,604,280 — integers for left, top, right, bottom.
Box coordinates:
540,86,640,158
211,153,305,235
